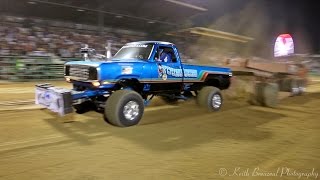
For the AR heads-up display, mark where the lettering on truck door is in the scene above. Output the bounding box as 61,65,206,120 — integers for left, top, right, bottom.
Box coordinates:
150,45,183,92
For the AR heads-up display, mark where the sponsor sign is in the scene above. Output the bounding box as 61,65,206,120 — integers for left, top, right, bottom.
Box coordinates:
157,64,198,80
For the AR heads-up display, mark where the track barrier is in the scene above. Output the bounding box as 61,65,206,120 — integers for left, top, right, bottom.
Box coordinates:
0,56,78,81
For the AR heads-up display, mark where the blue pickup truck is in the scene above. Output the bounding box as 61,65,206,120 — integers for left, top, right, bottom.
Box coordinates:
35,41,232,127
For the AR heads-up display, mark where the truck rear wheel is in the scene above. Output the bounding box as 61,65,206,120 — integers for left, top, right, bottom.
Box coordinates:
197,86,222,111
104,90,144,127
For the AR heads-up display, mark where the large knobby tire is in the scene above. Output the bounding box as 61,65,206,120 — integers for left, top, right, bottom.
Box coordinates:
280,78,299,96
289,79,299,96
255,82,266,105
104,90,144,127
277,79,286,92
263,83,279,108
197,86,223,111
254,82,279,108
280,78,292,92
297,79,307,95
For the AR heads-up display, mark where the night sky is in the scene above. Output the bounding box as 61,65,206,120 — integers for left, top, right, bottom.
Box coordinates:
188,0,320,55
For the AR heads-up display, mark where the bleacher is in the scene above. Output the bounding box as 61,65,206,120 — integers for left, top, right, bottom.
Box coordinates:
0,15,147,81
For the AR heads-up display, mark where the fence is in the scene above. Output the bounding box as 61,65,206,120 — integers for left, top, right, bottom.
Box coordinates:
1,55,319,82
0,56,72,81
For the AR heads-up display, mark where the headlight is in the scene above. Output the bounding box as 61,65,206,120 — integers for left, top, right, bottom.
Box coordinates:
65,77,71,82
92,81,101,87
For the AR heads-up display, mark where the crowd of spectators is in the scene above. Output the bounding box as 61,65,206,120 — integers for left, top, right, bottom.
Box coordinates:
0,15,145,58
0,15,256,65
2,16,319,81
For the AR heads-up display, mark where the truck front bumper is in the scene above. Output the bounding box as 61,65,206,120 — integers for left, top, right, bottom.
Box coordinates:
35,83,111,116
35,84,73,116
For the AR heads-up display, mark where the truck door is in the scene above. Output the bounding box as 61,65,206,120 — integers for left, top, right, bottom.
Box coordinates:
150,45,183,92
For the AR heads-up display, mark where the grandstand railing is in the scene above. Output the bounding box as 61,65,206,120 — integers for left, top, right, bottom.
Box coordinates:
0,56,73,81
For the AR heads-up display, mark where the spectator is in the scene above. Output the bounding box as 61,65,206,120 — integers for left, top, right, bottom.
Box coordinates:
0,15,145,58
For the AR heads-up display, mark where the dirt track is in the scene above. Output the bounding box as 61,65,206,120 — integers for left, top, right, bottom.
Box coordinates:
0,81,71,101
0,81,319,180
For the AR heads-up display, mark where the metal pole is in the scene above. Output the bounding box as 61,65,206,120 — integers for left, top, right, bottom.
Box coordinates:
106,40,112,58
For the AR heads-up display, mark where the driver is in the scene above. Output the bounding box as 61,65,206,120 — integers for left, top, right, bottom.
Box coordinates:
156,49,172,63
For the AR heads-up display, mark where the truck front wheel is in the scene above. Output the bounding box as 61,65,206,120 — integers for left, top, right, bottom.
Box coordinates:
104,90,144,127
197,86,223,111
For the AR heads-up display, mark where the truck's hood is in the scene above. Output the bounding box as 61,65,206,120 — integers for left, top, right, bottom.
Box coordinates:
66,60,146,81
99,59,146,80
65,61,102,67
108,58,146,63
66,58,146,65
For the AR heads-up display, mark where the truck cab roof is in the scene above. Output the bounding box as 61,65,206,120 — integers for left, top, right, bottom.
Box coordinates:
125,41,175,46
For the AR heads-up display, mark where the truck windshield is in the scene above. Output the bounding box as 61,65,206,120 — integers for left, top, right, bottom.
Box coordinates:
112,44,153,60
